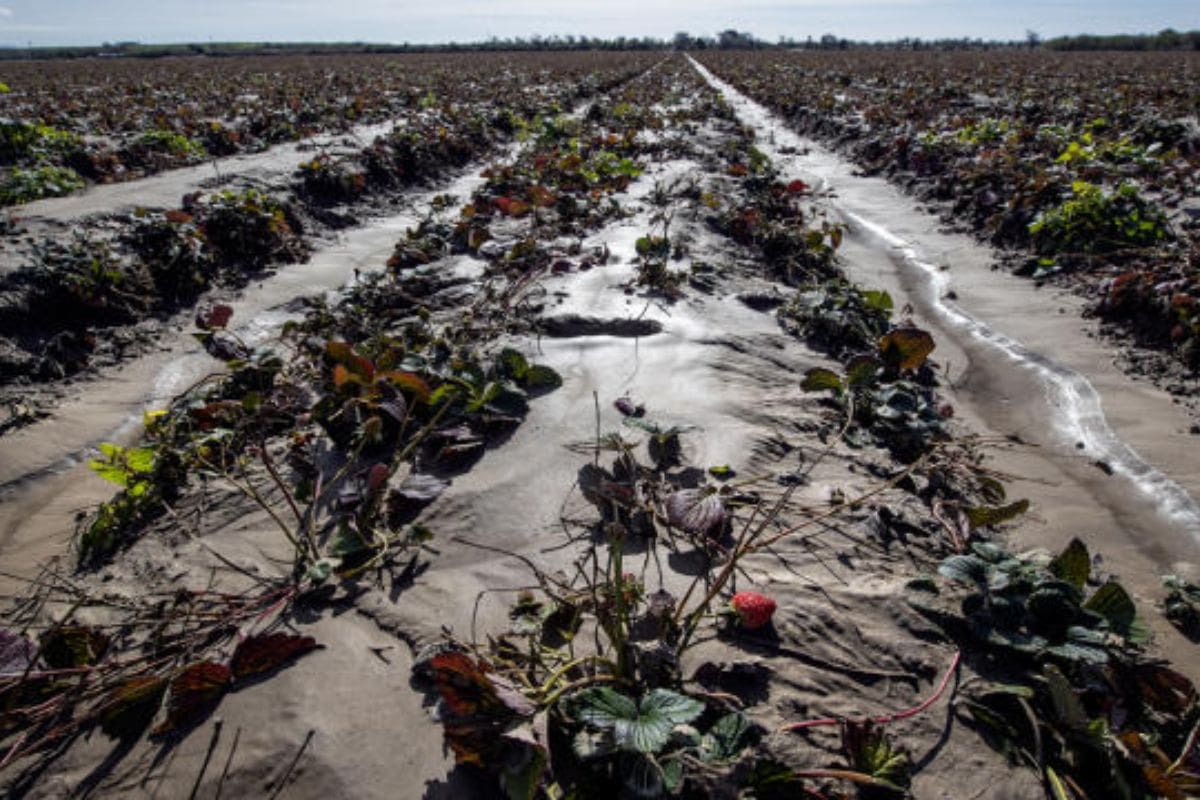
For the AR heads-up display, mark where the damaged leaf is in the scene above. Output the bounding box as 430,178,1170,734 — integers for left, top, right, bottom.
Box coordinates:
879,327,935,371
230,633,321,681
151,661,231,736
99,675,167,739
964,499,1030,530
665,488,727,537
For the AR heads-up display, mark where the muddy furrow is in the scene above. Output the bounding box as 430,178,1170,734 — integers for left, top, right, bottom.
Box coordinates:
689,56,1200,677
8,120,398,229
690,56,1200,553
0,60,671,592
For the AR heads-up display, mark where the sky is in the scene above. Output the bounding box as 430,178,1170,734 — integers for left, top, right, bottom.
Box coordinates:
0,0,1195,48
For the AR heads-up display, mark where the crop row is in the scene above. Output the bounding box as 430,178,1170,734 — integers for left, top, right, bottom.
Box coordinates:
695,49,1200,372
0,52,658,389
0,51,657,205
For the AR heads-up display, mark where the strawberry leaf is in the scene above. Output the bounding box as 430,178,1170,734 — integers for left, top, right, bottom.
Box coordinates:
152,661,231,736
231,633,320,681
99,676,167,739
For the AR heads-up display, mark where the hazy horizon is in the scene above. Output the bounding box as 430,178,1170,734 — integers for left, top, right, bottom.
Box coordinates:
0,0,1196,49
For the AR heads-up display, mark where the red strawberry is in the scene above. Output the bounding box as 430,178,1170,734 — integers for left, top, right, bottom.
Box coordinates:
730,591,776,630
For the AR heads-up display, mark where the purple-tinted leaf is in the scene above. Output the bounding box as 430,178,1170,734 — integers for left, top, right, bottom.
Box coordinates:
665,489,727,537
614,397,645,418
0,629,36,677
396,473,449,504
366,463,390,494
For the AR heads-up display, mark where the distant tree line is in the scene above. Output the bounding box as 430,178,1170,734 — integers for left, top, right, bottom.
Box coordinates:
0,27,1197,61
1043,29,1200,51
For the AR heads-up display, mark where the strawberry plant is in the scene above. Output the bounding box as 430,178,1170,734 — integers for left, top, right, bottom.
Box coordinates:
1029,181,1169,255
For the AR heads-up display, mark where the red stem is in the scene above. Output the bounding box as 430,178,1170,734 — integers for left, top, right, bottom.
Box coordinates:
781,650,962,734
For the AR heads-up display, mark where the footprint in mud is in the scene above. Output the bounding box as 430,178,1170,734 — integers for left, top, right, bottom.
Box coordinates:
538,314,663,338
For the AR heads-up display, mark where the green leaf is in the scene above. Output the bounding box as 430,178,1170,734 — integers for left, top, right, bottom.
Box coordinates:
1044,665,1089,732
938,554,989,586
307,559,336,583
497,348,530,380
576,688,703,755
964,499,1030,530
801,367,843,392
499,732,547,800
844,722,911,791
862,289,894,313
1049,538,1090,589
576,686,639,728
329,523,370,558
699,713,754,762
487,386,530,416
1084,581,1137,635
124,447,156,474
845,355,881,388
523,364,562,391
660,758,684,792
633,689,704,751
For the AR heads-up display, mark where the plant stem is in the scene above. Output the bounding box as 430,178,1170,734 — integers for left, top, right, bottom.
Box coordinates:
780,649,961,733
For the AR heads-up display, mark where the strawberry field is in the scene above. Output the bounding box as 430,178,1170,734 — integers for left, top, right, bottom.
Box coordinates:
0,50,1198,800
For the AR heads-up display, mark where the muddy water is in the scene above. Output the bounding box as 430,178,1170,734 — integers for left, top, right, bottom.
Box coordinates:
690,55,1200,664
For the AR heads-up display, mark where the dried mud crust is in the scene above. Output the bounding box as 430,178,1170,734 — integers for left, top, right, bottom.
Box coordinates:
1,54,1197,800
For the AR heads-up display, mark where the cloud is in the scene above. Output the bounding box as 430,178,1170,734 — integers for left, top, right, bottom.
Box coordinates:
0,6,14,18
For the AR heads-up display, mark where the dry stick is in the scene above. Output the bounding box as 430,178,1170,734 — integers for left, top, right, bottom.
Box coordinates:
779,650,962,734
592,390,601,468
268,729,315,800
258,443,304,526
198,454,304,558
187,719,223,800
214,726,243,800
468,585,541,644
1170,717,1200,776
0,731,28,772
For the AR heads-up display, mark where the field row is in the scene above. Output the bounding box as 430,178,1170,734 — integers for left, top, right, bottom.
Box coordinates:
0,52,656,205
696,49,1200,376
